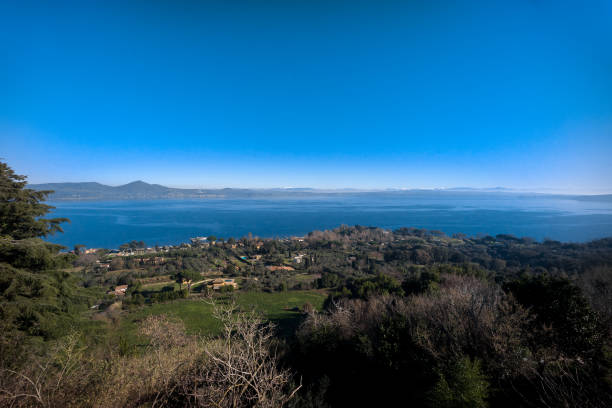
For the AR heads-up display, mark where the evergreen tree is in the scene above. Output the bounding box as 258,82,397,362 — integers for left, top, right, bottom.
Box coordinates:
0,161,68,239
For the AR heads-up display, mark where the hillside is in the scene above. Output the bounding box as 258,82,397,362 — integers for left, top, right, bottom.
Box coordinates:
28,181,612,202
29,180,218,200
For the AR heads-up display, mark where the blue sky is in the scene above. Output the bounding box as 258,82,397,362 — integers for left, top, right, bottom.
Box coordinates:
1,0,611,192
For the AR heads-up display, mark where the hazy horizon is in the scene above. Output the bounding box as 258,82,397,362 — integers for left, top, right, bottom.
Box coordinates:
28,179,612,196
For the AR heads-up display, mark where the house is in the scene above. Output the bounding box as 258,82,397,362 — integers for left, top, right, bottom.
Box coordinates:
208,278,238,290
153,257,165,265
108,285,128,296
293,253,306,263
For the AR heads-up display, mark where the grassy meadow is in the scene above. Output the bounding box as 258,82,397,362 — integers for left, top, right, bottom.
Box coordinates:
110,290,327,350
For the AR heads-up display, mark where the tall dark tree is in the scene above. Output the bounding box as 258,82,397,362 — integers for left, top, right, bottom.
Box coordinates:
0,161,68,239
182,269,201,292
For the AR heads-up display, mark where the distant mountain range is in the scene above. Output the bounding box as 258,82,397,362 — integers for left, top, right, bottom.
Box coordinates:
29,181,332,200
28,181,612,202
29,181,235,200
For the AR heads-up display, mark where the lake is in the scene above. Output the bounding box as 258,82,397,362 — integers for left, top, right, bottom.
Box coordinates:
46,193,612,248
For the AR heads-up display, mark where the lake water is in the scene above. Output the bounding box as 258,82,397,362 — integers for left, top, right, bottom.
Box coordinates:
46,193,612,248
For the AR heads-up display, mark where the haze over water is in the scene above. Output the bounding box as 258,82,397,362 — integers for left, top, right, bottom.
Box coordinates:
47,193,612,249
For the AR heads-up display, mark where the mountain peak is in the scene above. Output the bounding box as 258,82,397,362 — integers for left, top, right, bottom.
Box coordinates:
124,180,149,186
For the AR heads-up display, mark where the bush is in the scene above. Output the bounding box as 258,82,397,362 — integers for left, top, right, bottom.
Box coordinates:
151,289,188,303
219,285,234,293
294,275,531,407
428,357,489,408
505,275,606,357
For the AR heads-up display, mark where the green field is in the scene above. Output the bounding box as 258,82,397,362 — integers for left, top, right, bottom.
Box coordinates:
115,290,326,346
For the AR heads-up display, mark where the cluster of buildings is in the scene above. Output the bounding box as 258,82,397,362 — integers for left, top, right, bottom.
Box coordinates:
76,234,307,259
79,235,311,298
105,278,239,298
189,237,266,250
108,247,170,256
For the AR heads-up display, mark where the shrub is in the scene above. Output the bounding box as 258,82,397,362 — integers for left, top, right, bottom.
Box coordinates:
428,357,489,408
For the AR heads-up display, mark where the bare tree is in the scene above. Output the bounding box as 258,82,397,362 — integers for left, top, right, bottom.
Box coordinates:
578,266,612,332
191,298,300,408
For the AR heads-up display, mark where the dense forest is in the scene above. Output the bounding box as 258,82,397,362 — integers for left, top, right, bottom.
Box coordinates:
1,160,611,407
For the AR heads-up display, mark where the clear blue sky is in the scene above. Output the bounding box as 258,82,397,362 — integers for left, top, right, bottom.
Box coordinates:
1,0,611,192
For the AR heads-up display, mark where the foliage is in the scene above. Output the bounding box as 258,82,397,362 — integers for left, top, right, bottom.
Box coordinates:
0,238,72,271
0,255,93,339
119,240,146,250
324,274,404,308
0,161,68,239
291,275,610,407
428,357,489,408
504,274,606,357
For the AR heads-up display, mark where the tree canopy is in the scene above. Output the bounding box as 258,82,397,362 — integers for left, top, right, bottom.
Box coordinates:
0,161,68,239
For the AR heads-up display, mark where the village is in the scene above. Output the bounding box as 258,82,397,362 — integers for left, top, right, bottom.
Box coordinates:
72,235,312,302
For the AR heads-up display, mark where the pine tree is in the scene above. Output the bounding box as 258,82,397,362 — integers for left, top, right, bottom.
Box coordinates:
0,161,68,239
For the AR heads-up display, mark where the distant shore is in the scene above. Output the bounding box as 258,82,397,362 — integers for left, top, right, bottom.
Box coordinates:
29,181,612,202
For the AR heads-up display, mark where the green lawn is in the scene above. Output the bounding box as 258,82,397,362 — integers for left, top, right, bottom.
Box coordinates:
236,290,325,321
140,280,178,291
115,290,326,347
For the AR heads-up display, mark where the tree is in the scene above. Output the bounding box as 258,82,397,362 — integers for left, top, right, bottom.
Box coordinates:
207,235,217,243
195,299,300,407
0,161,68,239
428,357,489,408
183,269,200,292
174,271,185,290
504,275,606,357
74,253,97,268
224,263,236,276
302,302,315,315
175,269,200,292
110,257,124,271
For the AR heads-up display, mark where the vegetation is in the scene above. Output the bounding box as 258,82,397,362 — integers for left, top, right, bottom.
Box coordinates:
0,164,67,240
1,160,611,407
